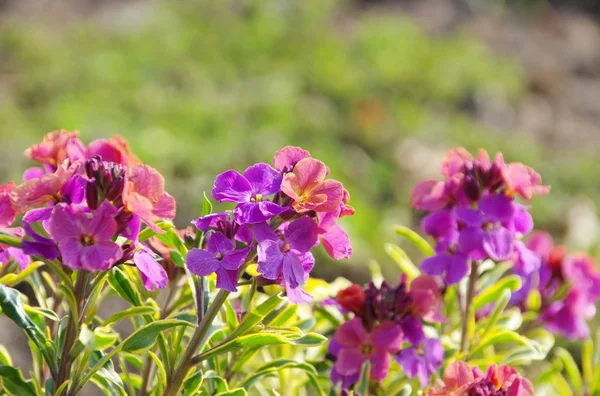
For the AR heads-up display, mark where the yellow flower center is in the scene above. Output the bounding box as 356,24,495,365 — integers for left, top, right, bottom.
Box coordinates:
80,234,95,246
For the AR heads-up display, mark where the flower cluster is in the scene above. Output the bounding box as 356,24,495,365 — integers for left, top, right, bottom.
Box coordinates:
329,275,445,390
186,146,354,302
2,130,176,290
512,232,600,339
412,148,549,284
426,360,534,396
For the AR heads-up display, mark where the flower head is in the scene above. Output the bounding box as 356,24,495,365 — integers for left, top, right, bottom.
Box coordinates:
212,163,287,224
87,136,140,166
186,232,251,292
280,158,344,214
395,338,444,387
123,164,176,233
48,202,122,271
273,146,311,173
0,183,17,228
329,318,403,387
24,130,86,167
336,284,366,316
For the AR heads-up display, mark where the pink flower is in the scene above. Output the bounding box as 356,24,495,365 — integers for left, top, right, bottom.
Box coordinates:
273,146,311,173
122,165,176,233
411,179,456,211
503,162,550,200
0,227,29,269
316,205,352,260
87,136,140,166
426,361,534,396
11,161,80,212
408,275,444,322
441,148,473,177
280,157,344,213
24,130,86,166
0,183,17,228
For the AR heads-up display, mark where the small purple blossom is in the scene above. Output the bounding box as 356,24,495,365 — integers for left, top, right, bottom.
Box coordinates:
48,202,122,271
186,232,251,292
211,163,287,224
133,244,168,291
192,211,253,245
255,217,318,292
395,338,444,387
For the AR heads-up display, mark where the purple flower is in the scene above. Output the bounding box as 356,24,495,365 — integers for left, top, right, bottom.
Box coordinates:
395,338,444,387
211,163,287,224
0,228,29,269
186,232,251,292
48,202,122,271
255,217,318,291
133,244,168,291
329,318,403,386
192,211,253,245
541,290,595,340
420,245,470,285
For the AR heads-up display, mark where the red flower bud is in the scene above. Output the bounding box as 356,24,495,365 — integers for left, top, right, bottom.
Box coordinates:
336,284,366,315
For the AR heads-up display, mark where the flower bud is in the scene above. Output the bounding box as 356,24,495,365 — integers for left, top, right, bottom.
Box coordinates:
463,175,481,202
85,156,101,178
336,284,366,315
105,176,124,201
101,168,113,189
86,180,98,210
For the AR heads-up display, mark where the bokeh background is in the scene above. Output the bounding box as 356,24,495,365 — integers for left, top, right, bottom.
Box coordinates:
1,0,600,382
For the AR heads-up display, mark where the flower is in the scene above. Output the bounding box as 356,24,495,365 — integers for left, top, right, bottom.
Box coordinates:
192,211,253,245
426,361,534,396
273,146,311,173
280,157,344,214
503,162,550,200
122,164,176,233
87,136,140,166
48,202,122,271
408,275,444,322
186,232,251,292
329,318,403,387
316,205,352,260
0,228,29,269
212,163,287,224
24,129,86,167
336,284,366,316
255,216,318,291
11,161,80,212
395,338,444,387
0,183,16,228
133,244,168,291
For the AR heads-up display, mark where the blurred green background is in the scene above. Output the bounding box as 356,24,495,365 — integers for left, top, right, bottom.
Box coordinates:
1,0,599,283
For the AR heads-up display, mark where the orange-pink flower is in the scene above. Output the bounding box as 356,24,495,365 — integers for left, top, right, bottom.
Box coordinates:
122,165,176,233
280,157,344,213
24,130,86,166
11,161,80,212
87,136,140,166
502,162,550,200
0,183,17,227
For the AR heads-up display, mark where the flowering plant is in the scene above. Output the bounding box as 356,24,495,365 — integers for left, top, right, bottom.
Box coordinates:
0,132,598,396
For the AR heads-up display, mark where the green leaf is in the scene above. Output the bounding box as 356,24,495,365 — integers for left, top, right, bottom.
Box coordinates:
169,250,185,268
228,294,285,340
478,288,511,340
138,220,174,242
79,324,119,351
0,346,12,366
239,359,323,396
202,192,213,216
0,285,57,378
102,306,157,326
23,305,59,322
0,232,23,248
0,365,37,396
394,226,434,256
473,275,522,311
582,339,593,389
122,319,195,353
471,329,542,358
554,347,582,394
148,351,167,395
356,361,370,396
0,261,44,286
107,267,142,306
154,227,188,258
183,371,203,396
197,331,327,362
384,243,420,280
216,388,247,396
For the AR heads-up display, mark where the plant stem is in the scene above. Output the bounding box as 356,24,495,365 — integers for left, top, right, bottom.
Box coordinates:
164,289,231,396
460,261,479,355
56,271,88,395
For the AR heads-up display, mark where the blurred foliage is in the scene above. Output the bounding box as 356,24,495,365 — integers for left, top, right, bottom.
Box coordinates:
0,0,595,280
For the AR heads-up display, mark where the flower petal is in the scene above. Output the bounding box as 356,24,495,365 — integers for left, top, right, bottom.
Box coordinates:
215,267,239,292
281,252,305,288
284,217,319,253
335,318,368,347
319,224,352,260
221,247,251,271
79,241,122,272
186,248,220,276
335,347,365,377
243,163,282,196
206,232,234,255
211,170,252,203
371,322,403,352
134,247,168,290
89,202,118,241
479,194,515,223
273,146,310,173
483,227,514,261
256,239,284,280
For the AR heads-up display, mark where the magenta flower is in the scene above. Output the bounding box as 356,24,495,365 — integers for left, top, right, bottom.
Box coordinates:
395,338,444,387
48,202,122,271
316,206,352,260
122,164,176,233
133,244,168,291
329,318,403,387
87,136,140,166
192,211,253,245
255,217,318,290
21,207,59,260
0,183,16,228
186,232,251,292
212,163,287,224
0,227,29,269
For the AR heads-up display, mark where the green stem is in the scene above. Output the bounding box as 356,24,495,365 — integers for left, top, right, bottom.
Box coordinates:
460,261,478,355
164,289,231,396
56,271,88,395
0,233,23,248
